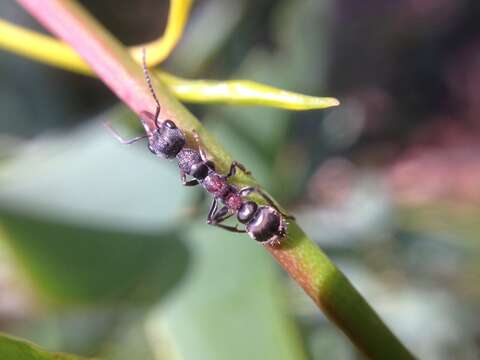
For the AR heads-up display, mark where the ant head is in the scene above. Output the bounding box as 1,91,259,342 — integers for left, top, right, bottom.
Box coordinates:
142,49,186,158
148,119,186,159
237,201,258,224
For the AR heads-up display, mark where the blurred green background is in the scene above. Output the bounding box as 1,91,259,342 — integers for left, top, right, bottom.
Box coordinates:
1,0,479,359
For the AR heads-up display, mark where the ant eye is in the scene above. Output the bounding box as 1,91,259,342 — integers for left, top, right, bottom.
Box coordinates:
148,143,157,155
164,120,176,129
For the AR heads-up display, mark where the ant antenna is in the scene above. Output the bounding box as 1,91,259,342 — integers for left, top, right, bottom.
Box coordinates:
142,48,161,125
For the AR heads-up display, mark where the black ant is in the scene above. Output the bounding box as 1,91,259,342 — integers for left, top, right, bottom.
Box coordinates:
181,131,294,247
105,49,294,246
104,49,185,160
206,185,293,247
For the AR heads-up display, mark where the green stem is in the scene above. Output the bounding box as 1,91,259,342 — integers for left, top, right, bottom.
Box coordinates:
15,0,414,358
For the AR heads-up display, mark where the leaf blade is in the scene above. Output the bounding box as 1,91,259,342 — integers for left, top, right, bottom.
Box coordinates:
0,333,94,360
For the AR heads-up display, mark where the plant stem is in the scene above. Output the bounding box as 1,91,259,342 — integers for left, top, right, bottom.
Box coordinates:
15,0,414,358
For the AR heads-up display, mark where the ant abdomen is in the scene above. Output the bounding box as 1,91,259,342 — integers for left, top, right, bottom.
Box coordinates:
245,206,285,244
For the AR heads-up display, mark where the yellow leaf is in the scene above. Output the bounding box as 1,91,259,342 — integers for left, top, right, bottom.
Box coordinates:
160,72,340,110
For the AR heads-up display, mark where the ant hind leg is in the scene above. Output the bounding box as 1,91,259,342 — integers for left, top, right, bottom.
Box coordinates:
256,187,295,220
207,204,243,233
239,186,295,220
213,223,247,233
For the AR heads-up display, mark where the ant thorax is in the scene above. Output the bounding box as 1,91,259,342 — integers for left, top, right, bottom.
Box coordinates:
202,173,230,196
225,192,243,210
177,148,203,173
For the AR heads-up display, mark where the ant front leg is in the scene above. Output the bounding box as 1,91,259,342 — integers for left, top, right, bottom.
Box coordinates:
191,130,217,172
239,186,295,220
192,130,210,163
103,122,148,144
226,161,251,178
180,170,200,187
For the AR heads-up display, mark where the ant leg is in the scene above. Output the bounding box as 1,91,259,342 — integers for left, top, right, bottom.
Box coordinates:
213,223,247,233
255,187,295,220
207,198,218,222
206,160,216,171
215,210,235,223
183,179,200,186
239,186,255,196
192,130,210,163
239,186,295,220
226,161,251,178
207,205,229,224
209,205,235,223
192,130,247,177
180,170,200,187
103,122,148,144
208,204,246,233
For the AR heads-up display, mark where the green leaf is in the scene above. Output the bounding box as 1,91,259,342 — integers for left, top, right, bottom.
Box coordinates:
0,210,188,303
0,333,94,360
0,119,191,303
145,224,307,360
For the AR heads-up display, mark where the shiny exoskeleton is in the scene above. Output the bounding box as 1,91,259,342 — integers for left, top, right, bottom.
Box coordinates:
106,49,293,246
206,186,292,247
173,130,293,247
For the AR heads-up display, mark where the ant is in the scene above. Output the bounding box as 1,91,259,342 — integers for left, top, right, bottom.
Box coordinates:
104,49,185,160
105,49,294,246
180,131,294,247
206,185,294,247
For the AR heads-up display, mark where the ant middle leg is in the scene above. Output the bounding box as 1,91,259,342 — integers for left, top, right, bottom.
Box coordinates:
103,122,148,144
226,161,251,178
239,186,295,220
